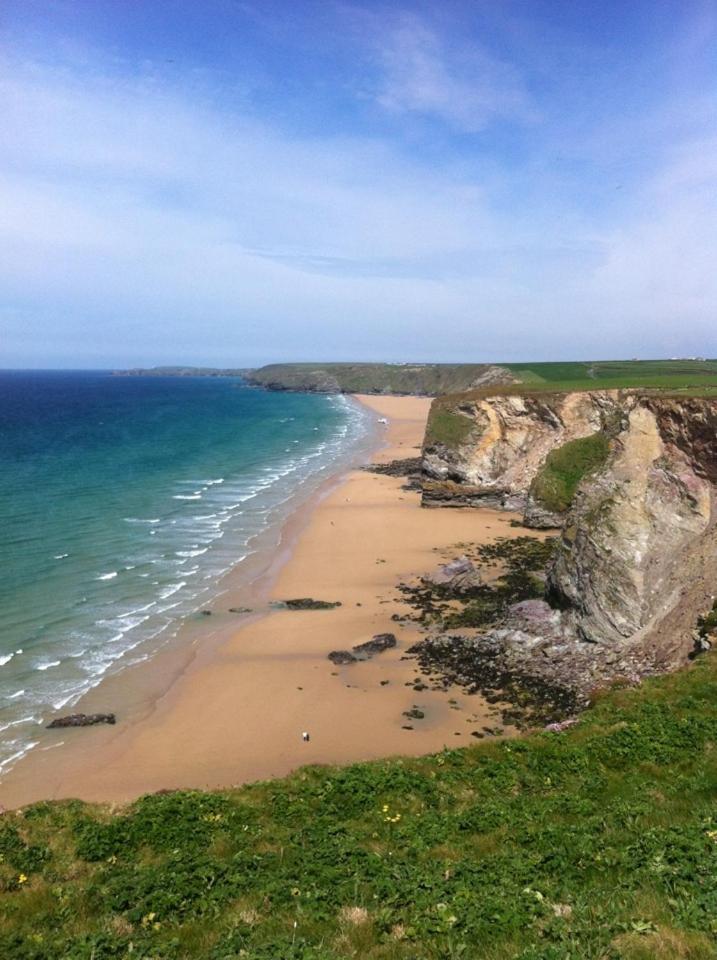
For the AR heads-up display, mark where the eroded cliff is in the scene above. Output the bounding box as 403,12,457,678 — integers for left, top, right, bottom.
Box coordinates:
417,389,717,711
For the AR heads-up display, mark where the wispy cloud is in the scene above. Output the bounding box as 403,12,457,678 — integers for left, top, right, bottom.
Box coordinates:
1,2,717,366
368,12,534,132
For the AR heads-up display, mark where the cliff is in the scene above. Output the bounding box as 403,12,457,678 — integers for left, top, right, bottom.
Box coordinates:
244,362,516,396
418,389,717,705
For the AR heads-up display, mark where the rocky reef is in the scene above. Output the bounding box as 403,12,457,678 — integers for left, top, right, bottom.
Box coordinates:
413,390,717,718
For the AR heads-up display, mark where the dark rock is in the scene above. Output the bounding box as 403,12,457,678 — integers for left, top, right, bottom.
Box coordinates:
281,598,342,610
361,457,422,478
362,457,423,492
47,713,116,729
228,606,252,614
200,609,212,616
353,633,397,656
328,650,357,665
328,633,397,666
403,707,425,720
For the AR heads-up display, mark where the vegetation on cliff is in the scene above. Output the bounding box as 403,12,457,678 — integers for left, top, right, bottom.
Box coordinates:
3,653,717,959
117,359,717,398
244,363,514,396
529,433,611,514
423,408,476,450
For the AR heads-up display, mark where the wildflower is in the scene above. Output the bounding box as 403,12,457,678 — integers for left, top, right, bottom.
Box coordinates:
706,830,717,842
141,912,157,927
382,804,389,813
291,887,301,897
17,874,27,886
106,854,117,864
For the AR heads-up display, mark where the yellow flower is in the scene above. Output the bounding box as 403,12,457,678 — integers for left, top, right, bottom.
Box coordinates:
17,873,27,885
382,804,389,813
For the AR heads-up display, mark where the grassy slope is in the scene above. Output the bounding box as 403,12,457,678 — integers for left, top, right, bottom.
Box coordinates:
3,656,717,959
245,363,509,396
425,363,717,452
529,433,611,514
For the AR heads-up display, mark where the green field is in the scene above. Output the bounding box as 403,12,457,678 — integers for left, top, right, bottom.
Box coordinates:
501,360,717,392
3,654,717,959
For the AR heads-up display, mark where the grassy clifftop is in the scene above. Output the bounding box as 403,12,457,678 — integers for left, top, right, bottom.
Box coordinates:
2,655,717,959
244,363,514,396
505,359,717,389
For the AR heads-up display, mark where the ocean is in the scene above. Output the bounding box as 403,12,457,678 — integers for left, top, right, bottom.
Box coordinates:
0,371,374,775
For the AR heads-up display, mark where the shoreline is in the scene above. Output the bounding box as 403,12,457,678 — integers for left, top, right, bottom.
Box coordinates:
0,395,521,809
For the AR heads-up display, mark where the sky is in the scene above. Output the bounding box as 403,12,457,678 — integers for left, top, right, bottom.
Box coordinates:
1,0,717,367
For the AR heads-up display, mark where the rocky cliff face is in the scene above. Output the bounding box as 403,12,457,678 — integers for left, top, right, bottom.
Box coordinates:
419,390,717,705
423,390,620,510
548,399,715,654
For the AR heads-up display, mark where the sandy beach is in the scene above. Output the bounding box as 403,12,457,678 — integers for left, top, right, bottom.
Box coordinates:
0,394,522,808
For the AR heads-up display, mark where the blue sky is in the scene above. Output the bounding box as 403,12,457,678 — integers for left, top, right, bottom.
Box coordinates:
1,0,716,367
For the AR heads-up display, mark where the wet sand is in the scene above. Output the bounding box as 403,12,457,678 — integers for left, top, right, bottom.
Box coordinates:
0,394,522,808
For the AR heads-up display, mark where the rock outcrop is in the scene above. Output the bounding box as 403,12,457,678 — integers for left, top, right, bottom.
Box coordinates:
47,713,116,728
328,633,397,665
423,391,619,511
548,401,714,652
416,389,717,713
421,556,483,595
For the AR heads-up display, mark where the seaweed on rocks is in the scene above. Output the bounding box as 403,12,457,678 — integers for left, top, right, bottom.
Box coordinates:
276,598,342,610
361,457,423,491
328,633,397,665
397,536,557,629
407,633,581,728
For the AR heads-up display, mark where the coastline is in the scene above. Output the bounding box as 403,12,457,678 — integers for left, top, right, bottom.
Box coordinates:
0,394,521,808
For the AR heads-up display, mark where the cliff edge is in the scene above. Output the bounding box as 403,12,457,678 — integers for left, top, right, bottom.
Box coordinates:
417,389,717,711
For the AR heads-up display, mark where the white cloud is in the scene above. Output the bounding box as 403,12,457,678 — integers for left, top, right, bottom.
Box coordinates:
1,32,716,367
369,13,534,132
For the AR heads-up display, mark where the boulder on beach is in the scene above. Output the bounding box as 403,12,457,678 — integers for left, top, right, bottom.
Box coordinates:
353,633,397,656
422,556,482,595
328,650,357,665
327,633,397,665
47,713,116,729
280,598,342,610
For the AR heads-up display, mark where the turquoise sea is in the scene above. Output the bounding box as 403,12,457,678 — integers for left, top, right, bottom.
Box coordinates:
0,371,374,775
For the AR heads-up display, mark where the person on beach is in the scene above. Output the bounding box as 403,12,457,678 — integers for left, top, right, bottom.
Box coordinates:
302,731,310,742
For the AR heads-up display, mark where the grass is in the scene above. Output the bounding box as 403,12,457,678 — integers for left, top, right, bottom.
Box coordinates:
423,408,476,449
3,650,717,958
529,433,611,514
505,359,717,387
245,363,512,396
120,360,717,399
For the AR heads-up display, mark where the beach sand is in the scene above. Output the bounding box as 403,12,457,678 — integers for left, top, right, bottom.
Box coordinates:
0,394,523,808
